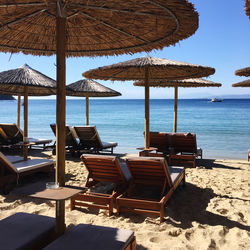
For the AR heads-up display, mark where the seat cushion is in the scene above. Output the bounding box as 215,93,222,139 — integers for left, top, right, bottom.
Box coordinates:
13,159,55,173
101,141,118,149
0,212,55,250
44,224,134,250
168,166,185,185
28,138,52,145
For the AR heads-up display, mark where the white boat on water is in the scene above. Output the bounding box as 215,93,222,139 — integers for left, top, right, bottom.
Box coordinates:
211,98,222,102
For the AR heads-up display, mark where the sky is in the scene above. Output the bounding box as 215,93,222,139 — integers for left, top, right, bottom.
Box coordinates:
0,0,249,99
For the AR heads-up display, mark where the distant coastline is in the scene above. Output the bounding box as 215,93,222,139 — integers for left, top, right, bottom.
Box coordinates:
0,94,15,100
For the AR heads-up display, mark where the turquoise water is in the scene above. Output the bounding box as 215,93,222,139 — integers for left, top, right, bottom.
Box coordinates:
1,99,249,160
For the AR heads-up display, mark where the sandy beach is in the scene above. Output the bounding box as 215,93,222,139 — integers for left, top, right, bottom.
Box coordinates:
0,150,249,250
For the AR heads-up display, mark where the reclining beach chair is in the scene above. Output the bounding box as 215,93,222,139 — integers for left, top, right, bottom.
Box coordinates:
71,154,130,216
44,223,136,250
0,151,55,194
168,133,202,168
116,156,185,223
0,212,56,250
73,126,118,154
50,124,79,155
0,123,52,149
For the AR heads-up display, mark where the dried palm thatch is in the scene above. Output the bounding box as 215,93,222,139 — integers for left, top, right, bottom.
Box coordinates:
83,57,215,80
245,0,250,19
235,67,250,77
66,79,121,125
0,64,56,96
66,79,121,97
83,56,215,149
232,79,250,87
0,0,198,57
134,78,221,88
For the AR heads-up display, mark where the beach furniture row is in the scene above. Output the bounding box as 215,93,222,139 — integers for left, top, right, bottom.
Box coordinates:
71,154,185,223
139,131,202,168
50,124,118,155
0,212,136,250
0,123,52,150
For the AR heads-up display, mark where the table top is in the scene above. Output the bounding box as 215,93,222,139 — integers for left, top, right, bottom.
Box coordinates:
136,147,158,151
13,182,86,201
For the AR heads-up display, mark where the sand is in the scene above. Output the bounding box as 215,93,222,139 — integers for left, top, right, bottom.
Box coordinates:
0,151,249,250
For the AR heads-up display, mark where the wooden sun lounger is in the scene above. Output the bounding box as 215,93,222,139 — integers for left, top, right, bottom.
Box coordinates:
73,126,118,154
0,123,52,149
0,212,56,250
71,154,130,216
0,152,55,194
116,157,185,223
50,124,79,155
43,224,136,250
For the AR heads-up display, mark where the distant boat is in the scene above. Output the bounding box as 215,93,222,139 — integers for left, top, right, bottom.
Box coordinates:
211,98,222,102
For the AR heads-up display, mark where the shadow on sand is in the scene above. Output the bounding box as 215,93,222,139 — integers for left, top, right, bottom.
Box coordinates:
164,183,250,231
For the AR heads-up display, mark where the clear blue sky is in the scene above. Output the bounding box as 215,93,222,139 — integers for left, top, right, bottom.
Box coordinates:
0,0,249,99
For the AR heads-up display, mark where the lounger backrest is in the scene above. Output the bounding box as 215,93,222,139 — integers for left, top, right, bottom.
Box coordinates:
125,157,173,188
0,151,18,174
50,124,78,147
171,133,197,154
80,154,128,184
0,123,23,143
74,126,102,148
149,132,172,153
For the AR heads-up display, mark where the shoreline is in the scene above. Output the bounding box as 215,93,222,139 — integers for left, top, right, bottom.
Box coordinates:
0,150,249,249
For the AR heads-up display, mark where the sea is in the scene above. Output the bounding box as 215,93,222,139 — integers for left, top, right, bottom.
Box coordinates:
1,98,249,160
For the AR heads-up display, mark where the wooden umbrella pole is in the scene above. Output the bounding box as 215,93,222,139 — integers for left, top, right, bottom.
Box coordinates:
173,86,178,133
86,96,89,125
23,87,28,160
17,95,21,127
145,67,150,149
55,0,66,236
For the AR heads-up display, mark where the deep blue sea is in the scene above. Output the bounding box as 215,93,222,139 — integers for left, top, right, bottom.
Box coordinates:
1,98,249,160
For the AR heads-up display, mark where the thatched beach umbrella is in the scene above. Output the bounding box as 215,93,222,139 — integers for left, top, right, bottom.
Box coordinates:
232,79,250,87
83,57,215,150
66,79,121,125
235,67,250,77
0,64,56,158
245,0,250,19
0,0,199,235
134,78,221,132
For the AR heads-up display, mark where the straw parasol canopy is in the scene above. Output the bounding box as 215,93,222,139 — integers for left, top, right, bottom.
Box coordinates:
235,67,250,77
66,79,121,125
0,0,199,56
245,0,250,19
232,79,250,87
0,64,56,159
83,57,215,80
0,0,199,235
0,64,56,96
83,56,215,149
134,78,221,132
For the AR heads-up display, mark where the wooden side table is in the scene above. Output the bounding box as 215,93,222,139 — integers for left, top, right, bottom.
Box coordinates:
136,147,158,157
13,182,86,236
14,142,36,160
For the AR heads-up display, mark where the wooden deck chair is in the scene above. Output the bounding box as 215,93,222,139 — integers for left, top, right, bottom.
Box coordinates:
0,212,56,250
0,123,52,149
168,133,202,168
0,152,55,194
73,126,118,154
116,157,185,223
50,124,79,155
44,223,136,250
71,154,130,216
